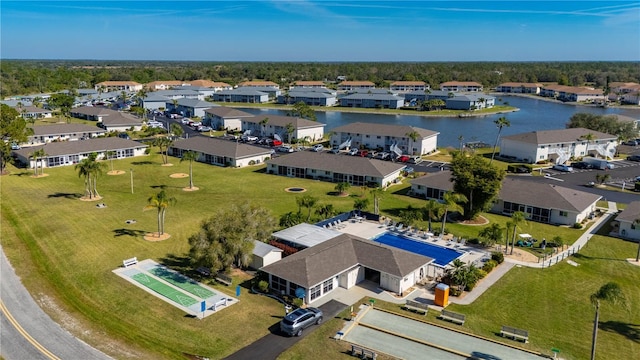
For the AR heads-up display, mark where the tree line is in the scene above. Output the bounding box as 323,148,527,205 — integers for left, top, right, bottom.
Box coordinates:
2,60,639,98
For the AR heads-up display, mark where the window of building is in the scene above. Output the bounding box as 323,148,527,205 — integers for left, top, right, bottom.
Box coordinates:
310,284,321,301
559,211,568,217
322,279,333,294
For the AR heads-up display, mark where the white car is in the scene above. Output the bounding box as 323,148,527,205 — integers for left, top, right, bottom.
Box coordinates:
552,164,573,172
312,144,324,152
242,135,258,142
181,118,191,124
278,145,294,153
348,148,358,156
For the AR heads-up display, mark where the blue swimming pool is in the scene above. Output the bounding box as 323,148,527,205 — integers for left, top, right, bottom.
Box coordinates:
372,233,464,266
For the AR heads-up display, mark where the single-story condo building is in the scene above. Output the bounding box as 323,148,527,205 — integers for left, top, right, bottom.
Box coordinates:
330,122,439,155
613,201,640,241
266,151,406,188
12,137,148,169
168,136,273,168
100,112,144,132
27,124,106,145
16,106,54,119
492,177,601,226
410,170,454,201
499,128,618,164
495,82,543,94
260,233,434,305
277,89,338,106
203,107,255,131
70,106,114,121
241,114,325,143
439,81,483,92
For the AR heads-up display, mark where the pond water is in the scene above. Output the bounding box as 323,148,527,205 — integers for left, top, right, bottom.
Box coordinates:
240,96,640,147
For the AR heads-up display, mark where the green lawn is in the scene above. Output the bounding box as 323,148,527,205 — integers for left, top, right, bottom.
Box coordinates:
1,152,638,360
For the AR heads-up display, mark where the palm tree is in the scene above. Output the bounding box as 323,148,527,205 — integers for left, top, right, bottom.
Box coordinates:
490,117,511,164
170,123,183,138
296,195,318,222
144,190,177,235
285,123,295,143
180,150,198,189
354,198,370,212
478,223,504,247
405,130,420,155
509,211,526,254
423,199,444,233
440,192,467,235
370,186,385,215
88,153,107,198
76,157,93,198
590,282,626,360
75,153,104,199
334,182,351,196
478,97,486,109
581,133,597,158
259,117,269,137
315,203,336,219
35,148,47,176
105,150,117,172
29,149,40,176
153,137,173,164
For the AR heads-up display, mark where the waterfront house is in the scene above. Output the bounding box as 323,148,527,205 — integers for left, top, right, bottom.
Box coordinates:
203,107,254,131
278,88,337,106
439,81,483,92
495,82,543,94
445,94,495,110
241,114,325,142
338,93,404,109
212,88,270,103
330,122,438,155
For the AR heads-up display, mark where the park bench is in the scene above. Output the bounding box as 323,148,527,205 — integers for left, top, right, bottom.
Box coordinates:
122,257,138,268
215,272,232,286
500,325,529,343
196,266,211,278
351,344,377,359
403,299,429,315
439,310,466,325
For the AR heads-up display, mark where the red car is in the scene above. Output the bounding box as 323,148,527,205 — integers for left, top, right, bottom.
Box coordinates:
398,155,410,163
357,150,368,157
272,140,283,147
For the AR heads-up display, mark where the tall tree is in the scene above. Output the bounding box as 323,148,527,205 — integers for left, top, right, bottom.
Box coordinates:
30,148,47,176
590,282,626,360
105,150,117,172
47,93,75,119
354,198,370,212
490,116,510,163
285,123,295,143
296,194,318,222
315,203,336,219
170,123,183,138
405,130,420,155
188,203,276,272
0,104,32,173
75,153,105,199
144,190,176,235
478,223,504,247
152,137,173,164
440,191,467,235
287,101,316,121
451,152,505,220
180,150,198,189
259,117,269,137
509,211,526,254
334,182,351,196
422,199,444,232
581,132,597,158
567,113,636,141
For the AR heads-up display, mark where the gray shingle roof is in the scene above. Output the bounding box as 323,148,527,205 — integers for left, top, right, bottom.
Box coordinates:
70,106,114,117
331,122,438,139
341,93,403,101
410,171,454,191
101,113,143,127
267,151,405,178
13,137,147,157
217,89,269,96
174,98,216,108
615,201,640,223
204,107,254,118
499,177,601,212
169,136,272,159
260,233,432,287
31,124,105,136
502,128,617,145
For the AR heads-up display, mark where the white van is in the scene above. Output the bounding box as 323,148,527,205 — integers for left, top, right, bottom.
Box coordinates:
552,164,573,172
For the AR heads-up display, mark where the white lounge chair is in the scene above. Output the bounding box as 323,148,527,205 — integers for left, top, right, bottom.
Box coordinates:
396,223,404,232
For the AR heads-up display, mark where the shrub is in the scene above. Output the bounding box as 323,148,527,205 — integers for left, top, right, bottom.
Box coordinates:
249,160,256,165
292,298,304,308
467,238,480,245
491,251,504,264
483,260,497,273
258,280,269,293
144,148,151,155
573,222,583,229
475,268,488,279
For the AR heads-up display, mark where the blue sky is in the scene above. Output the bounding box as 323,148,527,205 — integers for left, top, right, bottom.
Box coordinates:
2,1,639,61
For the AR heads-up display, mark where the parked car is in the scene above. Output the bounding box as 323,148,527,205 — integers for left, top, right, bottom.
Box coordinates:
280,307,323,337
242,135,258,142
181,118,191,124
329,147,341,154
366,151,377,158
347,148,358,156
571,161,593,169
397,155,410,163
278,145,294,153
623,140,639,146
627,155,640,162
356,149,369,157
198,126,212,132
552,164,573,172
374,152,390,160
312,144,324,152
408,156,423,164
10,143,21,150
117,132,130,140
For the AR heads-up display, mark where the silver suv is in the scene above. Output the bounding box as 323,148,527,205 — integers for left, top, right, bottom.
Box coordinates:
280,307,323,336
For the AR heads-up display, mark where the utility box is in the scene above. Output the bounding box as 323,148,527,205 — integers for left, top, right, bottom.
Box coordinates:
434,283,450,307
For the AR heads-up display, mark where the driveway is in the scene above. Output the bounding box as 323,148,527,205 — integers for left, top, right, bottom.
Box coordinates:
224,300,347,360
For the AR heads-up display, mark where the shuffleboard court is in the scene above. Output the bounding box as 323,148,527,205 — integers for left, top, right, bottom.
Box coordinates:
131,272,198,307
148,266,215,299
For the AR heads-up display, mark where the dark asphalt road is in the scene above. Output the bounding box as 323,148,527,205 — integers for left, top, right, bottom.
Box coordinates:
224,300,347,360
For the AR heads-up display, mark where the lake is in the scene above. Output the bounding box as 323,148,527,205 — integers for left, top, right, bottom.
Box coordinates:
239,96,640,148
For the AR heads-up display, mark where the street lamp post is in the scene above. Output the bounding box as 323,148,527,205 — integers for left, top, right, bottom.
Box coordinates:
130,168,134,194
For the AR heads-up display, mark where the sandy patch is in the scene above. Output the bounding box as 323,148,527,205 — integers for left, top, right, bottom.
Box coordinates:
143,232,171,242
626,258,640,267
161,163,174,167
505,247,539,263
107,170,125,175
182,186,200,192
31,173,50,178
459,215,489,226
170,173,189,178
79,195,103,202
